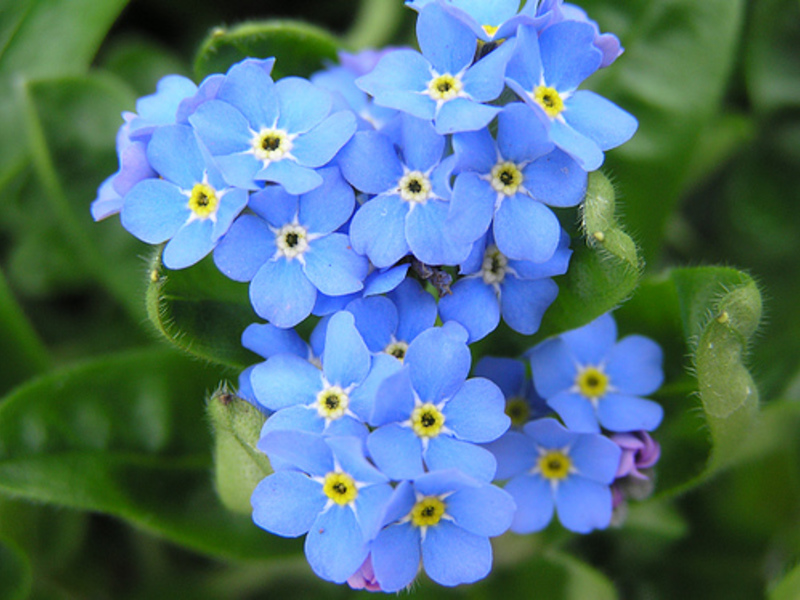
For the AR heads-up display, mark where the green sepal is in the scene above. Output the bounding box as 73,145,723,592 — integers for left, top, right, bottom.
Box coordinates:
207,386,271,515
145,249,259,371
194,20,341,82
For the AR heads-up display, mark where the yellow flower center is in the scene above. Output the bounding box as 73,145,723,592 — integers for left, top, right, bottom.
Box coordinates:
538,450,572,480
533,86,565,118
490,161,524,196
505,397,530,427
316,386,349,420
384,341,408,361
252,128,292,162
482,24,500,38
411,403,445,438
323,472,358,505
188,183,219,218
398,171,432,203
576,366,609,399
427,73,463,101
410,496,446,527
481,245,508,285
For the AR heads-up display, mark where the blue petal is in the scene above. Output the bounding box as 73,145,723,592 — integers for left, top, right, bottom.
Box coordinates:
338,131,403,194
389,278,438,343
452,128,496,173
260,404,325,438
561,313,618,365
564,90,637,151
291,110,357,167
134,75,197,128
511,229,572,279
322,311,371,388
422,521,492,587
121,179,186,243
252,471,324,537
407,200,472,266
522,417,576,449
276,76,332,134
304,234,368,296
349,353,403,420
349,194,410,268
345,296,398,351
597,393,664,432
258,428,334,475
505,474,554,533
447,172,495,245
435,98,500,135
605,335,664,395
248,184,298,227
452,0,520,28
405,325,471,403
214,151,262,190
250,258,317,327
400,115,445,172
212,188,249,240
417,3,475,74
162,219,215,269
539,21,602,91
425,436,497,481
569,433,622,484
484,430,537,480
372,523,420,593
213,214,274,282
257,159,323,195
494,196,561,262
298,167,354,234
550,118,604,171
243,323,309,359
444,378,509,442
528,337,578,398
217,60,279,128
146,125,204,189
326,436,387,486
497,102,553,164
500,276,559,335
364,264,410,297
370,367,416,425
367,424,425,480
505,25,543,92
438,277,500,343
446,482,515,537
461,39,515,102
306,506,368,583
251,353,322,411
372,89,436,120
555,476,612,533
473,356,525,399
189,100,251,156
523,148,587,207
548,391,600,433
353,483,394,541
356,49,431,96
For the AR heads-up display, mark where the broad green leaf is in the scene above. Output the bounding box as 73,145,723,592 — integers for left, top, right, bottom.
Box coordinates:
0,0,129,194
0,266,48,394
537,171,642,339
770,562,800,600
0,537,31,600
344,0,405,50
20,73,147,321
582,0,745,262
194,20,341,81
146,250,259,371
745,0,800,114
101,37,190,96
207,388,271,515
0,348,297,561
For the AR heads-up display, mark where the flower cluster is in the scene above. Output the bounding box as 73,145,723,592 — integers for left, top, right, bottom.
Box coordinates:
92,0,663,591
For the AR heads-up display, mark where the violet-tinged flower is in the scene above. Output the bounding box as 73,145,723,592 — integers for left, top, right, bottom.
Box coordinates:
119,124,248,269
437,231,570,342
370,470,515,591
448,102,586,261
356,3,514,134
505,23,637,171
492,417,621,533
189,59,356,194
528,313,664,433
338,115,471,267
611,430,661,480
252,431,392,584
213,167,368,328
367,322,509,482
473,356,550,428
347,555,382,592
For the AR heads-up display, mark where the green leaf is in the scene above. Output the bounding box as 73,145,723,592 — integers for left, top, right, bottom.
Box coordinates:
100,36,190,96
0,348,298,561
0,537,32,600
770,562,800,600
207,387,271,515
0,0,129,194
146,250,259,371
343,0,406,50
194,20,341,82
537,171,642,339
20,73,148,321
583,0,746,262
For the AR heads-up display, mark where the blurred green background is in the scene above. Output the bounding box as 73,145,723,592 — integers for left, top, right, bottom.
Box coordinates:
1,0,800,598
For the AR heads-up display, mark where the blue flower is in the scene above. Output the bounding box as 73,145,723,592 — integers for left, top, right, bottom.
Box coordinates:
528,313,664,433
437,230,571,342
252,431,393,583
356,3,514,134
338,115,471,267
489,417,621,533
312,263,411,317
369,470,515,591
367,322,509,481
119,124,248,269
250,311,399,437
505,22,637,171
448,102,586,261
473,356,550,428
189,59,357,194
406,0,540,43
213,167,368,328
126,74,198,140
